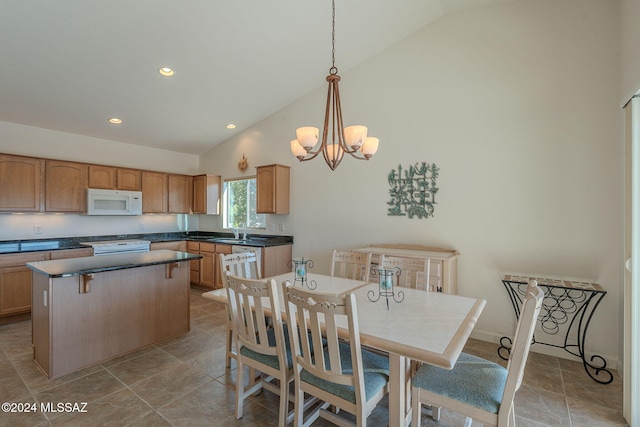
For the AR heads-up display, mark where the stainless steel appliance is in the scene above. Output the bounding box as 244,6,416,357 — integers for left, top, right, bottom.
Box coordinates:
80,239,151,256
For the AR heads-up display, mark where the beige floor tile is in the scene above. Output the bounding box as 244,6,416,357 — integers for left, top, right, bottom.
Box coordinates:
514,384,572,426
126,410,173,427
105,348,181,386
566,396,628,426
0,396,48,427
561,369,623,413
0,359,31,402
12,352,103,393
130,362,214,409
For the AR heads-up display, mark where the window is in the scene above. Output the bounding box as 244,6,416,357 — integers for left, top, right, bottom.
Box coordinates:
223,177,266,229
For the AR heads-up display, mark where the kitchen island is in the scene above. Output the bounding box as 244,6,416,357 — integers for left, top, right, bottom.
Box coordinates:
27,250,201,379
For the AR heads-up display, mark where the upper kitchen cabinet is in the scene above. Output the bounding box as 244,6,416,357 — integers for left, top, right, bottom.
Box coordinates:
141,171,168,213
168,174,192,214
0,154,43,212
45,160,88,212
256,164,290,214
89,165,141,191
192,174,221,214
117,168,142,191
88,165,116,189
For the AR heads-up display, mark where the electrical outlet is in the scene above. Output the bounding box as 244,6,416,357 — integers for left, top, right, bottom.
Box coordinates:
278,223,284,232
43,290,47,307
139,223,145,231
34,224,42,234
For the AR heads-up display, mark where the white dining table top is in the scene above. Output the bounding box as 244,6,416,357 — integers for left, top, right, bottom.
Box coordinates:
269,272,485,370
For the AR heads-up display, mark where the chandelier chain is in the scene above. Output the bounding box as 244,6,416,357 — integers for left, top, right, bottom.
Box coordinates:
330,0,337,75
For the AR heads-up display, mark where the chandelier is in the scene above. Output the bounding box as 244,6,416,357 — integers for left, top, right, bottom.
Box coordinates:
289,0,379,171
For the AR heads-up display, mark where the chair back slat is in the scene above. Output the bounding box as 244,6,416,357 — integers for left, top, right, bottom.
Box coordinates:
220,251,261,286
283,282,360,388
380,255,432,291
226,275,282,359
331,250,372,282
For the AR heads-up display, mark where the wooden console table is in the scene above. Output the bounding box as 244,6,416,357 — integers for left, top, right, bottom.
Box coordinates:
499,274,612,384
353,244,459,294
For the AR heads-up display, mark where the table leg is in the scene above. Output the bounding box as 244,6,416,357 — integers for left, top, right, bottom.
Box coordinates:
389,353,411,427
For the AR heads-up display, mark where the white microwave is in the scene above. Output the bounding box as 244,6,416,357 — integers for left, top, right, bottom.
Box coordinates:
87,188,142,215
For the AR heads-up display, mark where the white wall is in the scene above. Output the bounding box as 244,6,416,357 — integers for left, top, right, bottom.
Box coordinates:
0,121,200,239
200,0,623,365
620,0,640,103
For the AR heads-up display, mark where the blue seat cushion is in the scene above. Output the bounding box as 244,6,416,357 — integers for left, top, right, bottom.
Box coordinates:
411,352,508,414
300,341,389,404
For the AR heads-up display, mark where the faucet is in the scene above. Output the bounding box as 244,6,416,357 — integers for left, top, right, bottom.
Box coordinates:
232,228,239,239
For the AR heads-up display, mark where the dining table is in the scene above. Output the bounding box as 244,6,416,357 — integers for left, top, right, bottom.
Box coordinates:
205,272,486,427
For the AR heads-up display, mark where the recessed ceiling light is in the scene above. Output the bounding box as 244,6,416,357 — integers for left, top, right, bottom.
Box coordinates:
108,117,122,125
159,67,174,77
226,123,237,129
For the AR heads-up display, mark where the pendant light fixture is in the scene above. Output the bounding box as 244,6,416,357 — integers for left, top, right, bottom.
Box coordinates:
290,0,379,171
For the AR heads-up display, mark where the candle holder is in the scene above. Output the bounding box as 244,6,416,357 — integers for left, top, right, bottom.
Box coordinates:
287,258,317,290
367,266,404,309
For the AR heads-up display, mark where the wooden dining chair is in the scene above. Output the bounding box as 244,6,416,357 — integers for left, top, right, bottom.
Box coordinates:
380,255,432,291
219,251,261,368
283,281,390,427
410,280,544,427
224,274,295,426
330,250,372,282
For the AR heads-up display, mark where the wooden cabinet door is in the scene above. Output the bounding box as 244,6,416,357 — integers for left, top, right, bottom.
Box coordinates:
0,266,32,316
88,165,116,189
256,164,290,214
0,154,43,212
49,248,93,260
198,243,216,289
214,244,232,289
168,174,192,214
262,245,292,278
45,160,88,212
192,174,221,214
117,168,142,191
142,171,168,213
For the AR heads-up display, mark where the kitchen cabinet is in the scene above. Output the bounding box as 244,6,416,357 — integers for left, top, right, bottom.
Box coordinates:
88,165,117,189
49,248,93,260
0,252,47,317
0,154,43,212
187,242,216,289
90,166,142,191
142,171,168,213
214,244,232,288
192,174,221,214
45,160,88,212
256,164,290,214
150,241,187,251
262,244,292,277
117,168,142,191
168,174,192,214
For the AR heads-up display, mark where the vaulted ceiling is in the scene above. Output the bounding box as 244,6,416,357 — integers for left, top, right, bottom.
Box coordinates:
0,0,514,155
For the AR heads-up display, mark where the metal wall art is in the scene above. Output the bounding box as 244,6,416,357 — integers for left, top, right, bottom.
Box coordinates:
287,258,317,290
387,162,439,219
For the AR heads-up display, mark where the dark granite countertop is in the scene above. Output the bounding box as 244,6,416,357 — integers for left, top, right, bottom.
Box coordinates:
26,250,203,278
0,232,293,255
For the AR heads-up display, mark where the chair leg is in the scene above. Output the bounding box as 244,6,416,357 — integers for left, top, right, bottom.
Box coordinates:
235,360,245,419
278,378,289,427
411,387,421,427
226,322,233,368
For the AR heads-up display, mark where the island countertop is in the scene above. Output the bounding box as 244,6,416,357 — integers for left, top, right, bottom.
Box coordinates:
26,250,202,278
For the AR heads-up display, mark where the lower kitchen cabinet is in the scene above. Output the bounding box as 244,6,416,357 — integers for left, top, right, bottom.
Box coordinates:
214,244,232,288
188,242,231,290
261,245,292,278
0,252,47,317
150,241,187,252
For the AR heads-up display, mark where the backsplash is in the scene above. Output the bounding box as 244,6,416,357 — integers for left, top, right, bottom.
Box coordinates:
0,213,197,241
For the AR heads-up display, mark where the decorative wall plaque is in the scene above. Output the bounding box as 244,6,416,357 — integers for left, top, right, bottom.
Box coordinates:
387,162,439,219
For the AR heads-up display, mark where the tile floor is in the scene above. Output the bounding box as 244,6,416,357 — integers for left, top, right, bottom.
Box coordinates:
0,287,628,426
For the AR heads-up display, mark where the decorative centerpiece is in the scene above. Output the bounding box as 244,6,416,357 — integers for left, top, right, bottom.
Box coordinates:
287,258,317,290
367,266,404,309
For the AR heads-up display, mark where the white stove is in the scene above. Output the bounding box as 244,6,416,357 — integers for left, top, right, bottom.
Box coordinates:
80,239,151,256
